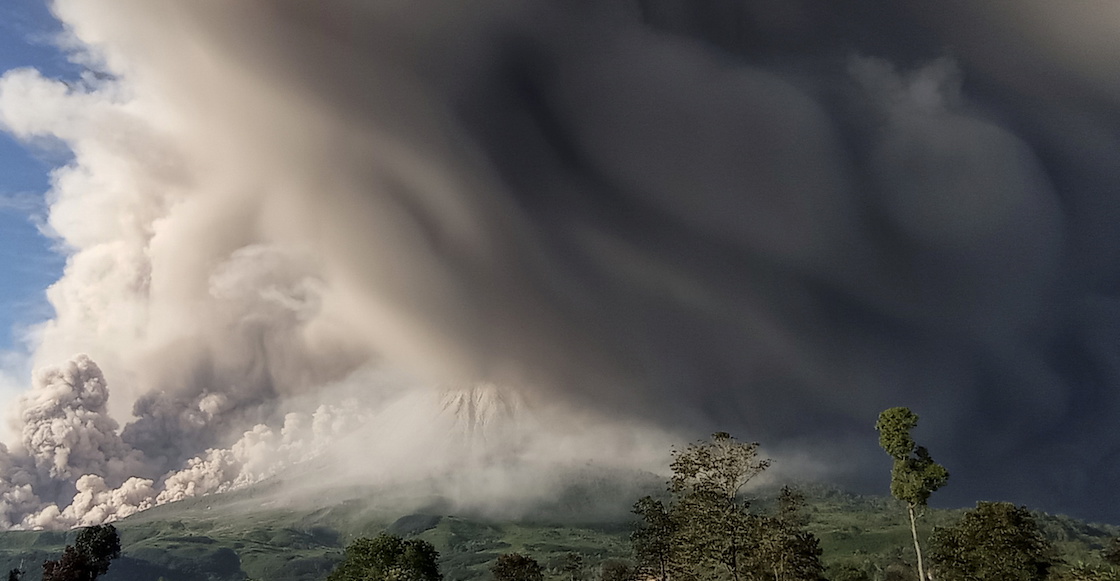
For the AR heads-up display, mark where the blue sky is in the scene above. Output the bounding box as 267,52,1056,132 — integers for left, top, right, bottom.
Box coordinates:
0,0,81,356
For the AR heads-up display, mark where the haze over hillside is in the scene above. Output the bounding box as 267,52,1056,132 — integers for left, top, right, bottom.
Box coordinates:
0,0,1119,530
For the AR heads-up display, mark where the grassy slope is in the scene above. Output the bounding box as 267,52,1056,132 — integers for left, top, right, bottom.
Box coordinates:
0,482,1116,581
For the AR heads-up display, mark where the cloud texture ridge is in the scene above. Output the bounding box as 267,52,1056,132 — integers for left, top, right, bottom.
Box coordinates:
0,0,1119,526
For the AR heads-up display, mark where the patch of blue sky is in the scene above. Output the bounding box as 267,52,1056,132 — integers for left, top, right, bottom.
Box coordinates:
0,0,83,78
0,1,84,360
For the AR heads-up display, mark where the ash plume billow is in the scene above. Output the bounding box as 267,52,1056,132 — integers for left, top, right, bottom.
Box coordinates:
0,0,1118,528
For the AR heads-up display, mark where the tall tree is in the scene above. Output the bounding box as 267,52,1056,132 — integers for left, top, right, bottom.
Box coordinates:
74,525,120,579
761,487,825,581
42,524,121,581
876,407,949,581
327,534,442,581
631,496,679,581
490,554,544,581
670,432,770,581
669,432,770,502
928,502,1054,581
634,433,825,581
671,486,760,581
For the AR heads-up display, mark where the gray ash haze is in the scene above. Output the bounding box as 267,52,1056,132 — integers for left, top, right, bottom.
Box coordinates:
0,0,1118,528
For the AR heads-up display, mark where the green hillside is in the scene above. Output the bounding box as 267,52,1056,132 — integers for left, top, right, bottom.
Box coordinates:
1,477,1116,581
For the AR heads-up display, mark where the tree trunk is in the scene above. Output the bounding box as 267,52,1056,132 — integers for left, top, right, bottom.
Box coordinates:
729,551,740,581
908,503,925,581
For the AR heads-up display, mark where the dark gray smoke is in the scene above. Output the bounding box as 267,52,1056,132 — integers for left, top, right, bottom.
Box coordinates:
0,0,1117,525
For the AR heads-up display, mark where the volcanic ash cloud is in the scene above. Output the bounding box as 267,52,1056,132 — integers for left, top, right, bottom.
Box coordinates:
0,0,1118,525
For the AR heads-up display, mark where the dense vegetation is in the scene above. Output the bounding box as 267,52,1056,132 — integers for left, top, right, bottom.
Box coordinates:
0,483,1115,581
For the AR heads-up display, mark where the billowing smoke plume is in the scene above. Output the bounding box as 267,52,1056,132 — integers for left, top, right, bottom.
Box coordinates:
0,355,356,528
0,0,1119,527
21,356,141,484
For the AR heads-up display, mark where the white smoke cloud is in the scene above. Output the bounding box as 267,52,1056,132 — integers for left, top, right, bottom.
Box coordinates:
0,442,40,530
43,475,157,529
0,356,394,528
20,355,144,484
